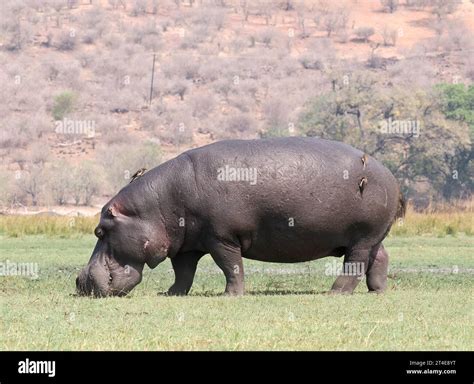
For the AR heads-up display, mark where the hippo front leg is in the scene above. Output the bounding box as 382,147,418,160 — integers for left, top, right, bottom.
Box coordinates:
167,251,204,296
330,248,370,294
209,242,245,296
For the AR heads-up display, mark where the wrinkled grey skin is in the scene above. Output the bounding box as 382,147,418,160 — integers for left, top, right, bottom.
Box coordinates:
76,137,405,297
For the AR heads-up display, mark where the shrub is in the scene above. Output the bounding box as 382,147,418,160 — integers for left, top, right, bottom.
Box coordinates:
190,92,215,118
167,80,188,100
263,99,289,137
380,0,399,13
382,26,398,46
52,91,76,120
98,142,163,193
257,28,277,48
82,29,99,44
70,162,103,205
140,112,161,131
130,0,148,16
56,30,76,51
162,55,200,80
299,54,323,70
355,27,375,42
225,113,254,136
15,165,46,206
45,164,73,205
0,171,15,208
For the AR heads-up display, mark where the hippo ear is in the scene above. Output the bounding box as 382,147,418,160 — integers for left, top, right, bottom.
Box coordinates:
107,205,118,217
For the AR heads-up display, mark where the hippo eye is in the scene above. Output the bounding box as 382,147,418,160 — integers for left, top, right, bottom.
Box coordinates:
94,226,105,239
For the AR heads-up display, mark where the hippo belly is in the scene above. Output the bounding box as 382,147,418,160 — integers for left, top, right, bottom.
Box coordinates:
238,225,347,263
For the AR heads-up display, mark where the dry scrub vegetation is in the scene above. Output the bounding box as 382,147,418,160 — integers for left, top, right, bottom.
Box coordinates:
0,0,472,210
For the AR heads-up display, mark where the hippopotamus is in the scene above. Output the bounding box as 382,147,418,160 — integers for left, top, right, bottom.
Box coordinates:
76,137,405,297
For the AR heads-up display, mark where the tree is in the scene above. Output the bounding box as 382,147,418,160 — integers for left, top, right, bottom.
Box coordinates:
71,162,102,205
430,0,459,20
46,165,73,205
16,166,45,206
314,4,350,38
436,84,474,139
0,171,15,209
298,71,472,200
98,142,162,193
167,80,188,100
262,99,290,137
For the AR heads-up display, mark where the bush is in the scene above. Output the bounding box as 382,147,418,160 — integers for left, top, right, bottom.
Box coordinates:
82,29,99,44
140,112,161,131
98,142,163,193
56,30,76,51
0,18,33,51
382,26,398,46
15,165,46,206
162,55,200,80
98,117,132,146
299,54,323,70
430,0,459,19
367,54,385,69
314,6,350,38
225,113,254,136
45,165,73,205
71,161,103,205
0,171,15,208
52,91,76,120
380,0,399,13
406,0,430,10
190,92,215,118
257,28,277,48
355,27,375,42
263,99,289,137
166,80,188,100
130,0,148,16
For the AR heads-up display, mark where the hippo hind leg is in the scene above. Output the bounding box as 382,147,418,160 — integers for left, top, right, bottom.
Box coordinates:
330,247,370,294
366,243,389,293
167,251,204,296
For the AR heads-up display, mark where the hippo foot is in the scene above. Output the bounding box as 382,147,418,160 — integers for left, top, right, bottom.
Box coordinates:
224,284,244,296
166,285,189,296
327,289,353,295
367,287,386,294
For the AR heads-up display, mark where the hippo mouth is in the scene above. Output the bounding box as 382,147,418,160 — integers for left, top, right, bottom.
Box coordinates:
76,242,143,297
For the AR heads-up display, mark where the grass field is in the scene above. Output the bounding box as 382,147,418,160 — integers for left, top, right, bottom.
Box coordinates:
1,233,473,351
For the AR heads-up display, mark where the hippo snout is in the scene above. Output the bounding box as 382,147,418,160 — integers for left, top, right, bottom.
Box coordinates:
76,264,111,298
76,244,144,298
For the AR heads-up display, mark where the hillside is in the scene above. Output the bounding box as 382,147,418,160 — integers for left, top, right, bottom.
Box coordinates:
0,0,473,212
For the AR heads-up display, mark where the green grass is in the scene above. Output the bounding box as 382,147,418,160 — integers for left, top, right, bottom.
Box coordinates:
0,235,473,350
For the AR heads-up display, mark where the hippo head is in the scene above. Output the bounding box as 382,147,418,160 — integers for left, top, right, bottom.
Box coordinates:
76,198,170,297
